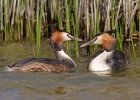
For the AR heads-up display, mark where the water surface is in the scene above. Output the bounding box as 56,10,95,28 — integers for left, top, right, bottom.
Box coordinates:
0,40,140,100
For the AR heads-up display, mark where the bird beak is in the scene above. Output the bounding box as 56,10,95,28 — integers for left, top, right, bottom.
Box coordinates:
67,34,83,41
80,39,95,47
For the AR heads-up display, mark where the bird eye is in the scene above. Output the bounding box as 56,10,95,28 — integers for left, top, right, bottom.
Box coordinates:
67,34,70,38
94,37,97,40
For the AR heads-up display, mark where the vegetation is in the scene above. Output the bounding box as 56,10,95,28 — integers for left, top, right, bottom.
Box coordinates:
0,0,140,55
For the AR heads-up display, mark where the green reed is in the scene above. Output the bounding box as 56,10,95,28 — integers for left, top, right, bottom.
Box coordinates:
65,0,71,33
3,0,9,41
36,0,44,55
0,0,139,57
73,0,80,54
56,1,63,29
130,18,136,58
64,0,71,50
19,0,24,40
89,0,100,56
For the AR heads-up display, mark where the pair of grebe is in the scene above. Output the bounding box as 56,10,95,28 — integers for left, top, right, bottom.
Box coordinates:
6,27,130,72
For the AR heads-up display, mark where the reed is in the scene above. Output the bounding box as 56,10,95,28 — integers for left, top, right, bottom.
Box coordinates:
130,18,136,58
73,0,80,54
56,1,63,29
3,0,9,41
0,0,139,56
139,8,140,36
0,0,3,41
91,0,100,55
36,0,44,55
19,0,24,40
64,0,71,50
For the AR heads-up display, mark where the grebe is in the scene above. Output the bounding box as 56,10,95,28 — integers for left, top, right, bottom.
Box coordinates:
6,25,82,72
80,30,130,72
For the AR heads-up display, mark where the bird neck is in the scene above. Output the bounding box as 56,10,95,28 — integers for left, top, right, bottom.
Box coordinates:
56,50,76,67
51,41,76,67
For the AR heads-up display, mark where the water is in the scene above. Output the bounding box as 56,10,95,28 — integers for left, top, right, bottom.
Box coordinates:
0,40,140,100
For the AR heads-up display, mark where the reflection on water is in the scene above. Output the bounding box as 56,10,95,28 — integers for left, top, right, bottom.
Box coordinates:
91,70,112,76
0,40,140,100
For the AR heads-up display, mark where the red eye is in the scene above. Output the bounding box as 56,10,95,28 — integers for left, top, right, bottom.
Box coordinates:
67,34,70,38
95,37,97,40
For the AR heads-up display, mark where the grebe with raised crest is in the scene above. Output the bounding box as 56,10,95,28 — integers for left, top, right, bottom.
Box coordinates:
80,30,130,72
5,24,83,72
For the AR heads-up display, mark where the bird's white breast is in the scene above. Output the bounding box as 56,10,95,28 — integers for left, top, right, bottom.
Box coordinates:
88,51,113,71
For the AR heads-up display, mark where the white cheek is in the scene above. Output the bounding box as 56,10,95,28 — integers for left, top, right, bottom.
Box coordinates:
93,36,102,44
62,32,71,41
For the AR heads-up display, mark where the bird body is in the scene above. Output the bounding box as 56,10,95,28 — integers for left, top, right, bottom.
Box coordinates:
7,58,72,72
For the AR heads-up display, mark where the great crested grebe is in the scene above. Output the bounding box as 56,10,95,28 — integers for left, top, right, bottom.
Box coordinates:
5,25,83,72
80,30,130,72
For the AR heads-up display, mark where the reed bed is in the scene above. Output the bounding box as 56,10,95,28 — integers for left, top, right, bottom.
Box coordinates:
0,0,140,55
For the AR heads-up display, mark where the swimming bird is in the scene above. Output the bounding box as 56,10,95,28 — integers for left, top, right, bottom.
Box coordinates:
80,30,130,72
6,25,83,72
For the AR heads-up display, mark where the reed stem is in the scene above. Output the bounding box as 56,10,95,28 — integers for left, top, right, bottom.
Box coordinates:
0,0,139,57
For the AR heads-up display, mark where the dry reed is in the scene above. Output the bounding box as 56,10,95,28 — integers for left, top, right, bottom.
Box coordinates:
0,0,139,55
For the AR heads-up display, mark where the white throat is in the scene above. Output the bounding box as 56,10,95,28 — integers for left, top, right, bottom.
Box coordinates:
88,50,114,71
56,49,76,67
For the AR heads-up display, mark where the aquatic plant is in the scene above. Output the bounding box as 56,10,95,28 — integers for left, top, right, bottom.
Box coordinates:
0,0,139,56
